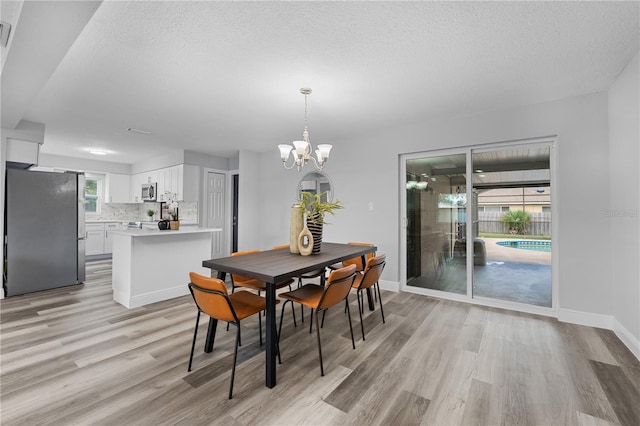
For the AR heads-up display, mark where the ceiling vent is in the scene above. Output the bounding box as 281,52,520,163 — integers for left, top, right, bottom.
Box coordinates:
0,21,12,47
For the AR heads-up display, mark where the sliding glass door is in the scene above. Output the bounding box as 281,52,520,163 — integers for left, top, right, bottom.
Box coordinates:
471,145,552,307
401,141,554,310
404,151,468,296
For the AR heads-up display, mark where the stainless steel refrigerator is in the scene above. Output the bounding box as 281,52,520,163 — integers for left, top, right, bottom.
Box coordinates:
4,168,86,296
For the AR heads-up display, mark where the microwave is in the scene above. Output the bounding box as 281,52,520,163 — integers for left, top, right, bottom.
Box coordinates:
141,183,157,201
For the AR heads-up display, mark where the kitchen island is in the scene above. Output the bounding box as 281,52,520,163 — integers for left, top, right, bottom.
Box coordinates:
110,227,222,308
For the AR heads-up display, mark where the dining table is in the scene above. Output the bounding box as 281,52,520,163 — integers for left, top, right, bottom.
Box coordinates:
202,242,377,388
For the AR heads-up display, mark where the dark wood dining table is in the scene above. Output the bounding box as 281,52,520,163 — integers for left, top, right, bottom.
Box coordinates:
202,242,377,388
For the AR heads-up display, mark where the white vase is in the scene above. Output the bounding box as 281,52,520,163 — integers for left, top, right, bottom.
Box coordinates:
298,226,313,256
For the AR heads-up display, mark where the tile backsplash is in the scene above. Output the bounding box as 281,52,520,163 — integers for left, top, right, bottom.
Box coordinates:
91,201,198,224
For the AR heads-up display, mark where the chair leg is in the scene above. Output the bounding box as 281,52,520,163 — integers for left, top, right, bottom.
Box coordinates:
315,310,324,376
188,311,201,372
298,278,304,323
356,289,366,341
345,299,356,349
309,308,314,334
376,282,385,324
229,324,240,399
321,309,327,328
290,299,297,328
258,306,262,346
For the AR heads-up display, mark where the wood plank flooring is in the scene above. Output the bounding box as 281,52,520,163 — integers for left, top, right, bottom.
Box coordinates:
1,260,639,425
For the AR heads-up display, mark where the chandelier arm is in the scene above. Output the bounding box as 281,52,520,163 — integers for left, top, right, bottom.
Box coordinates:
308,155,325,171
282,155,299,170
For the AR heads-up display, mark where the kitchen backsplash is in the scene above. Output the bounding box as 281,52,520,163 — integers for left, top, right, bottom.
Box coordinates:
92,201,198,224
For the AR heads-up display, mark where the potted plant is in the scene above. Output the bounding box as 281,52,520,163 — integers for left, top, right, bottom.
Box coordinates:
170,210,180,230
146,209,155,221
299,191,343,253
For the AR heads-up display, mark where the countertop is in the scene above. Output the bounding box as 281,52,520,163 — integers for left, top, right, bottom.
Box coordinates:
110,227,221,237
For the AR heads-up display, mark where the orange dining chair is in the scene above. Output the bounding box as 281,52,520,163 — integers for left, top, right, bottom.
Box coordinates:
277,264,357,376
328,242,376,274
272,244,326,325
187,272,279,399
230,250,294,294
350,253,386,341
228,250,294,335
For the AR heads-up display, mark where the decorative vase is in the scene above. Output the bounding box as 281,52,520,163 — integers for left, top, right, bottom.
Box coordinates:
170,220,180,230
298,226,313,256
290,204,303,254
306,214,323,254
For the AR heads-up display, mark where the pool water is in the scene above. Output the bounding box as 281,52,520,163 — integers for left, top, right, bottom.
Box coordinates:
496,240,552,252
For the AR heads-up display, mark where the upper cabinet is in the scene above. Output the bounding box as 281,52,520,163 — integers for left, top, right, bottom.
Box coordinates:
106,173,130,203
130,164,198,203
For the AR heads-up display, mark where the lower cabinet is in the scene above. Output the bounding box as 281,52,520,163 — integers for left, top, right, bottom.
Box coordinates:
85,222,121,256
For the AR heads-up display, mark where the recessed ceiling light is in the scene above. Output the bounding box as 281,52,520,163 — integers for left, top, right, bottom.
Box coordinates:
89,148,108,155
475,169,484,173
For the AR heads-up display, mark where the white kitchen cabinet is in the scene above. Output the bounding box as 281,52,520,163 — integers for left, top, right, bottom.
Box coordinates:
85,223,105,255
130,173,145,202
86,222,121,255
131,164,197,202
104,222,120,253
107,173,130,203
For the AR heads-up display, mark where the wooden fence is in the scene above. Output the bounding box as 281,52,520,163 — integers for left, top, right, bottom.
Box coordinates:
478,212,551,236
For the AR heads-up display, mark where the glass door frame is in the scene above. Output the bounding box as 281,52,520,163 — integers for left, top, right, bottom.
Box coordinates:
400,137,558,317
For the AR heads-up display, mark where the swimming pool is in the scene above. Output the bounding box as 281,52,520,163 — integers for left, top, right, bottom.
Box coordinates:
496,240,552,252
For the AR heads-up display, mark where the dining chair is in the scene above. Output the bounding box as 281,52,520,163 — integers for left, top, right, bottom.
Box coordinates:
272,244,326,325
328,242,376,274
230,250,294,294
187,272,277,399
229,250,294,334
350,253,386,341
277,264,357,376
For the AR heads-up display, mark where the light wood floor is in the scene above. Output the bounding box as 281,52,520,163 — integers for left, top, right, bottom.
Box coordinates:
1,260,639,425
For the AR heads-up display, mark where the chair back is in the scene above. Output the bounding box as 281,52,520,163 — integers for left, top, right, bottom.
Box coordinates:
231,250,260,284
188,272,236,323
318,264,357,310
342,242,375,271
355,254,386,290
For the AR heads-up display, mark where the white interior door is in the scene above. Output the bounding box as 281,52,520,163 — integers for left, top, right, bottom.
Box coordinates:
206,171,226,258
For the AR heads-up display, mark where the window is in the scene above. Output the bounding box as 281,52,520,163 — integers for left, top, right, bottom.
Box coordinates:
85,174,104,214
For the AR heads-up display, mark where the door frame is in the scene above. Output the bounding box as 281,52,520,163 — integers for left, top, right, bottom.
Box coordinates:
399,136,559,318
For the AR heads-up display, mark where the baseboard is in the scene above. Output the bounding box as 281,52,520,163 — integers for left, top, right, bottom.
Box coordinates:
613,318,640,361
114,285,190,309
378,279,399,292
557,308,614,329
558,308,640,362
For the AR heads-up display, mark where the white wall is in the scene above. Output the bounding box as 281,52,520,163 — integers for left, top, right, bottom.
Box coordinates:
256,91,613,319
608,51,640,349
237,150,262,250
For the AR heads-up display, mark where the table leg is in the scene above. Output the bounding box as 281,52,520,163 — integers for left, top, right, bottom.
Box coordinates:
360,254,375,311
265,282,277,388
204,317,217,353
366,288,375,311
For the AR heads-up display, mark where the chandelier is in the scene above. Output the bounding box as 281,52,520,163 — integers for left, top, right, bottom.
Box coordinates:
278,88,332,171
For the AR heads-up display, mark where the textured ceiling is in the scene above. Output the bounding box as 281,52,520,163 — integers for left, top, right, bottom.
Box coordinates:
2,1,639,164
